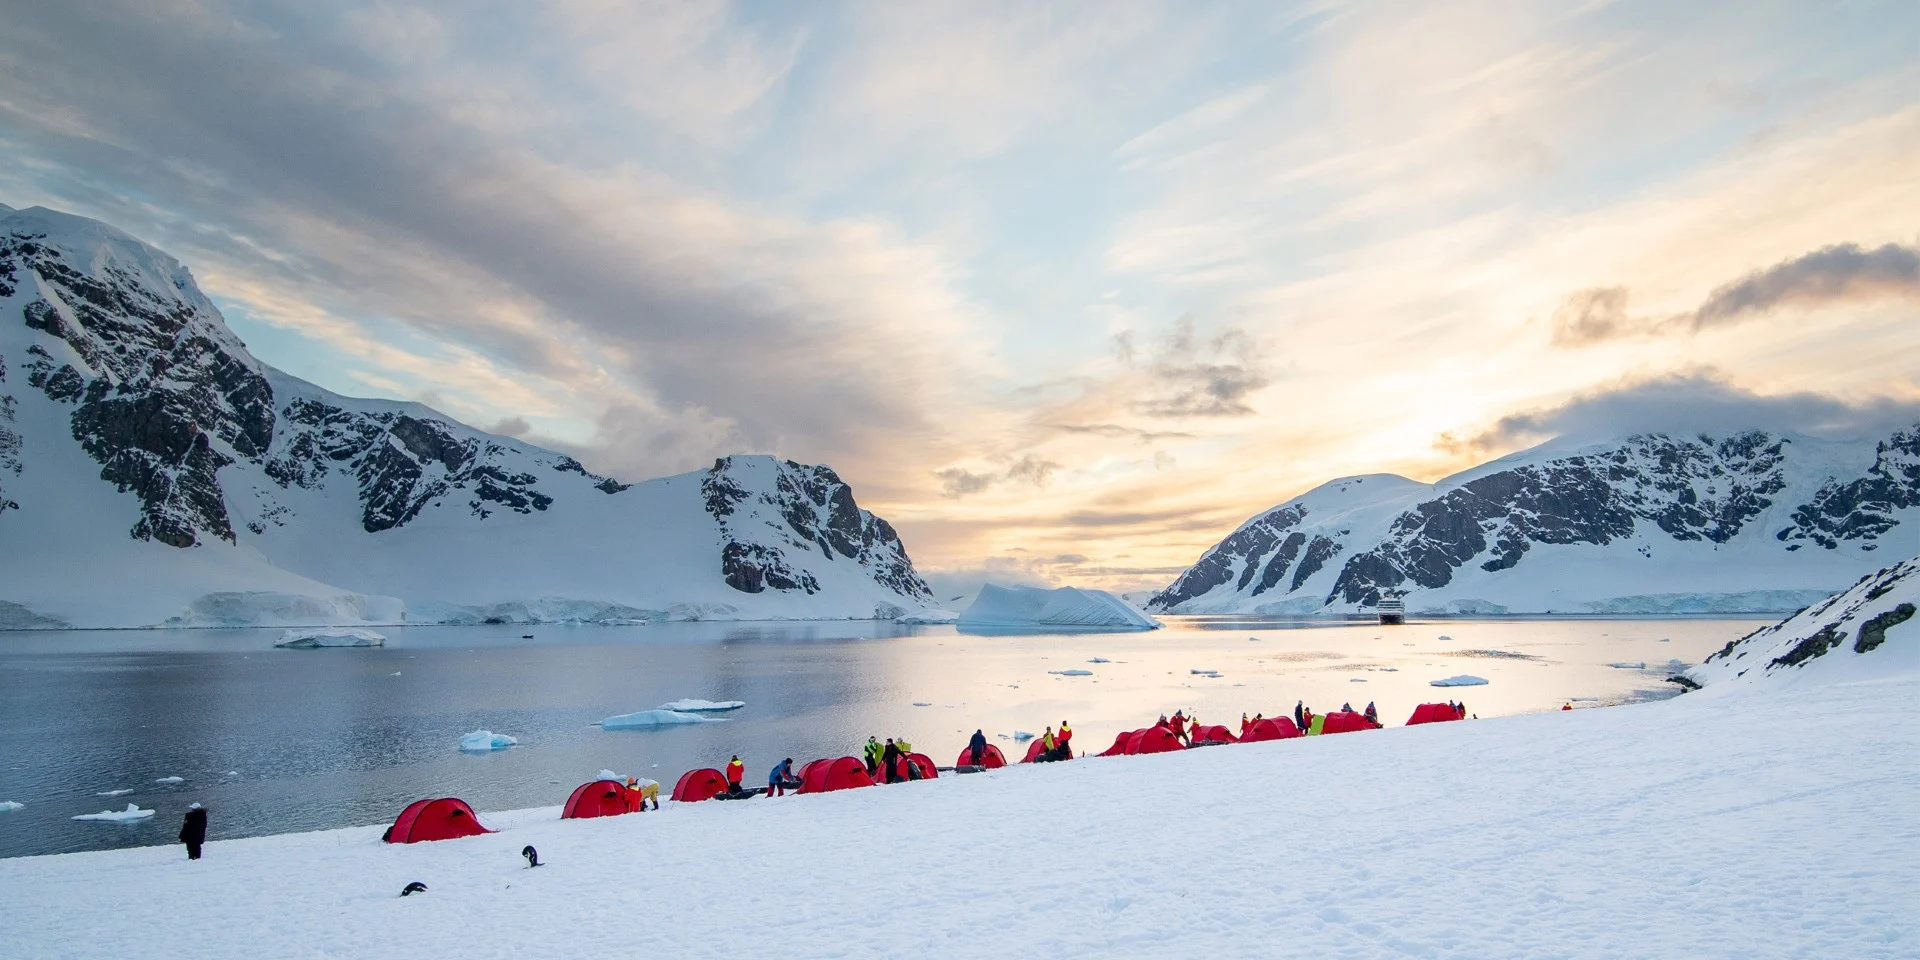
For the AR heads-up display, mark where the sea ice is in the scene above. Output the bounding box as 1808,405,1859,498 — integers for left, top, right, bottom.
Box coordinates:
1011,731,1034,741
1608,662,1647,669
1430,675,1489,687
155,777,184,784
1048,669,1093,676
274,627,386,648
459,730,517,752
958,585,1160,632
912,702,932,707
597,710,722,729
0,801,22,812
97,789,134,797
1190,669,1220,676
1088,657,1111,663
657,699,745,712
72,803,153,822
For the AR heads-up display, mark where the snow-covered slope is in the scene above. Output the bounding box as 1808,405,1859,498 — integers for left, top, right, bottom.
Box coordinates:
1151,431,1918,616
1688,557,1918,689
0,205,933,628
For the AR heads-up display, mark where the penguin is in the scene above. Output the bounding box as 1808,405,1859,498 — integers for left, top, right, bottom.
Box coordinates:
521,845,541,868
400,881,428,897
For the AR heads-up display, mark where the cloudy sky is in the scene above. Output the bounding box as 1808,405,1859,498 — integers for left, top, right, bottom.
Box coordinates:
3,0,1916,594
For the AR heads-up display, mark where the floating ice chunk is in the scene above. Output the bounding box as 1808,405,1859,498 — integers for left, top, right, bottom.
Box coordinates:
390,671,402,676
1248,637,1261,641
1350,678,1367,682
274,627,386,648
1012,731,1034,741
1088,657,1111,663
1430,675,1489,687
97,789,134,797
1437,635,1453,641
1049,669,1093,676
0,801,22,812
912,702,932,706
1607,662,1647,670
459,730,518,751
958,585,1160,632
597,709,723,729
896,608,960,624
597,769,624,782
658,699,745,712
73,803,153,822
224,771,238,777
1190,669,1220,677
155,776,184,784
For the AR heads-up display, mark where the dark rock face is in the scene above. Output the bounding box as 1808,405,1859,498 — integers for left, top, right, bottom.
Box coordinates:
1329,433,1790,606
0,351,19,514
3,230,276,547
1151,506,1305,609
1856,602,1915,654
1776,428,1920,550
702,456,934,602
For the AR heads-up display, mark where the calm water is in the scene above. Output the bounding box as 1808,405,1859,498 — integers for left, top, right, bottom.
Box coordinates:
0,616,1761,858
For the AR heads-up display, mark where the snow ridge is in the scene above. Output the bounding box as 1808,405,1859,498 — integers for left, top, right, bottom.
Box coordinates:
1689,557,1918,688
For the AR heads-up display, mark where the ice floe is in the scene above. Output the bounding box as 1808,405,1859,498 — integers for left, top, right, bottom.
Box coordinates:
459,730,518,751
1048,669,1093,676
96,789,134,797
1430,675,1489,687
72,803,153,822
597,710,723,729
1608,662,1647,669
0,800,22,812
657,699,745,712
154,777,184,784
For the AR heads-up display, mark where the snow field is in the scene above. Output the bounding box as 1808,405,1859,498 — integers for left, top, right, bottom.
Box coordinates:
3,673,1913,959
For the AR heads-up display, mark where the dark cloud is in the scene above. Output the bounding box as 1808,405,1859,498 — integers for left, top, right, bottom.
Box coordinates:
1690,242,1920,330
0,1,962,484
1460,370,1920,452
934,454,1061,499
1121,318,1272,417
1551,242,1920,348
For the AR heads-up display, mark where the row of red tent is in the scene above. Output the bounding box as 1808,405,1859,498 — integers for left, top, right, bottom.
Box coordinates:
383,702,1469,842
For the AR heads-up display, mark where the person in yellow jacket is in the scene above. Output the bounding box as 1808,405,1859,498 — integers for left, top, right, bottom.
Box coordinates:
725,755,745,794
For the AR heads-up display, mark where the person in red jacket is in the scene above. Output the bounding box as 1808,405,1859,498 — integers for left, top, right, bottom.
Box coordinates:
1169,711,1189,745
725,755,745,794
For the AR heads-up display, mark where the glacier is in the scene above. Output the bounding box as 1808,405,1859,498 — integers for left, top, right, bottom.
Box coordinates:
957,585,1161,632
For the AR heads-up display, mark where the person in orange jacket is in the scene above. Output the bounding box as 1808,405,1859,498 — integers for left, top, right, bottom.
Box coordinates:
1050,720,1073,761
725,755,745,793
1169,711,1189,744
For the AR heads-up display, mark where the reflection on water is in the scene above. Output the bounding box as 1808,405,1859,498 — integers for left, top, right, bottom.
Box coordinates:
0,616,1762,858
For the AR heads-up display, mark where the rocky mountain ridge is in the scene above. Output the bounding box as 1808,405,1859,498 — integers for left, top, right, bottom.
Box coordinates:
0,204,932,628
1151,428,1917,616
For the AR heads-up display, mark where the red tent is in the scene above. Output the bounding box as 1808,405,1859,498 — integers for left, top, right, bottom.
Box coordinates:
561,779,635,819
1407,702,1465,725
1128,726,1185,754
1097,730,1137,757
1240,717,1303,741
955,743,1007,768
903,753,939,780
1320,711,1378,735
1189,724,1237,745
671,768,731,803
797,756,874,794
385,798,492,843
1020,738,1054,763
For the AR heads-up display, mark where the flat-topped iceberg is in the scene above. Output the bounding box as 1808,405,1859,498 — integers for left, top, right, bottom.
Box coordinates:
658,699,745,712
459,730,517,752
958,585,1160,632
73,803,152,822
896,608,960,624
597,709,724,729
274,627,386,648
1430,675,1489,687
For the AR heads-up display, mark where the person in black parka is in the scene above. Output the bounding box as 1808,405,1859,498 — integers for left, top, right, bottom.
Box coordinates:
179,803,208,860
967,729,988,766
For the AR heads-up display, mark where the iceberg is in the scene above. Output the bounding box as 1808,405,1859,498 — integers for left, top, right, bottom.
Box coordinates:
96,789,133,797
1088,657,1111,663
1430,675,1489,687
155,776,184,784
896,608,960,624
73,803,153,822
459,730,518,752
597,709,723,729
274,627,386,648
1048,669,1093,676
1608,662,1647,670
0,800,22,812
957,585,1160,632
657,699,745,712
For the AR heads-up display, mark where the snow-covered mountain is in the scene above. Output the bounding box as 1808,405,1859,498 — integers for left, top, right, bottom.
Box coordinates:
1688,557,1917,688
1150,429,1918,616
0,204,933,628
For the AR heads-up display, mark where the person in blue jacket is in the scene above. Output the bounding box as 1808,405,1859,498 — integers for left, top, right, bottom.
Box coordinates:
766,757,794,797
